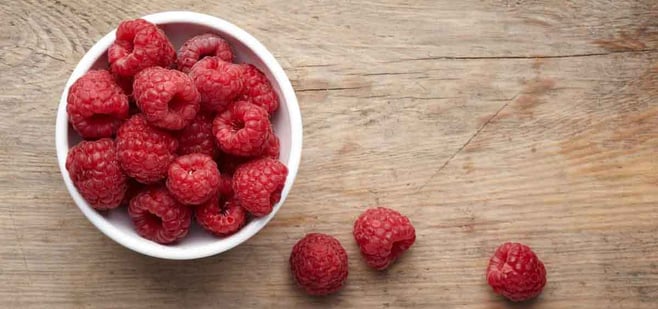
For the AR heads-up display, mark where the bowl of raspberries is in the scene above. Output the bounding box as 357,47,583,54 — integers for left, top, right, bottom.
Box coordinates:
55,11,302,260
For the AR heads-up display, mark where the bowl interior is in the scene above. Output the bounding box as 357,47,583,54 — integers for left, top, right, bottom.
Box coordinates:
58,12,299,259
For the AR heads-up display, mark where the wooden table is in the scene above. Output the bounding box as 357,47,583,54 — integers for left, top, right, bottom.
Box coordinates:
1,1,657,308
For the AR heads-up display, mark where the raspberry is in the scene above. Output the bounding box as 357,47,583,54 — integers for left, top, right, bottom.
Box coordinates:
65,138,126,210
233,157,287,217
213,101,271,156
116,114,178,184
486,242,547,302
128,185,191,244
177,33,234,73
260,131,280,159
353,207,416,270
133,66,200,130
166,154,220,205
196,195,247,236
189,57,243,112
66,70,129,139
108,19,175,77
240,64,279,115
177,113,219,158
290,233,348,296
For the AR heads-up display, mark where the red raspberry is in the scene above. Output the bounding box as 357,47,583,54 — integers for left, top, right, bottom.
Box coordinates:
353,207,416,270
196,195,247,236
486,242,547,302
108,19,175,77
189,57,243,112
166,154,220,205
290,233,348,296
116,114,178,184
213,101,271,156
260,131,280,159
66,70,129,139
133,66,200,130
66,138,126,210
177,33,233,73
128,185,191,244
240,64,279,115
177,113,219,158
233,157,287,217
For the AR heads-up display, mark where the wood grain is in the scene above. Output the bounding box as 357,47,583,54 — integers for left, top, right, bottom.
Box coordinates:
1,0,657,308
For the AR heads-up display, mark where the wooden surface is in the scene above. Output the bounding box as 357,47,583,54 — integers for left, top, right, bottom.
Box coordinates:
1,0,657,308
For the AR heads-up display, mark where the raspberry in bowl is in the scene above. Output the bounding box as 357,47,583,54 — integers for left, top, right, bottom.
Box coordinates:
55,11,302,260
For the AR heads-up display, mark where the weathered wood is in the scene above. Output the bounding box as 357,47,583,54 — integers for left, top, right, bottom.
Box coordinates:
0,0,657,307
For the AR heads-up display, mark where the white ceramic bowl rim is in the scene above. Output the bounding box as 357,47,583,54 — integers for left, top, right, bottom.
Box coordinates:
55,11,302,260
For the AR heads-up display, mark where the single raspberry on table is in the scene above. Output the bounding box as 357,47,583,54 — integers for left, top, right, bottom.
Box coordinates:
166,153,221,205
116,114,178,184
196,195,247,236
240,64,279,115
128,185,191,244
353,207,416,270
108,19,175,77
133,66,200,130
486,242,546,302
189,57,244,113
66,70,129,139
177,33,233,73
66,138,126,210
213,101,271,157
290,233,348,296
177,113,219,158
232,157,287,217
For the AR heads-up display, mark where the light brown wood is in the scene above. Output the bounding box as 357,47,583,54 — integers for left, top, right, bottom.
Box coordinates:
1,0,657,308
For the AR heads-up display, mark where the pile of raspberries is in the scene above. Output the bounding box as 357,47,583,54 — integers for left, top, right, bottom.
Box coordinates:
66,19,287,244
66,18,547,303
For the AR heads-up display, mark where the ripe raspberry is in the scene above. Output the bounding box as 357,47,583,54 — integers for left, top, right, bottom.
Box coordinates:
133,66,200,130
260,131,280,159
166,154,220,205
108,19,175,77
189,57,243,112
116,114,178,184
486,242,547,302
65,138,126,210
233,157,287,217
196,195,247,236
240,64,279,115
66,70,129,139
177,113,219,158
290,233,348,296
177,33,234,73
213,101,271,156
353,207,416,270
128,186,191,244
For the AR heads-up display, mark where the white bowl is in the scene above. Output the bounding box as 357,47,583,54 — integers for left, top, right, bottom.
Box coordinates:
55,11,302,260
